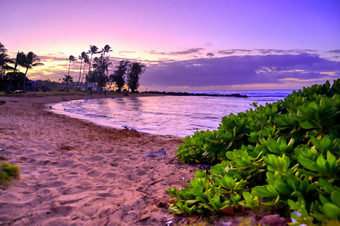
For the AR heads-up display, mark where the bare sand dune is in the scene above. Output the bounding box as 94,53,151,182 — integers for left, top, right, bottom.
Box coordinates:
0,94,196,225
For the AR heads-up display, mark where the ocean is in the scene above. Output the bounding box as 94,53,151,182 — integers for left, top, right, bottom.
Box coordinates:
50,90,293,137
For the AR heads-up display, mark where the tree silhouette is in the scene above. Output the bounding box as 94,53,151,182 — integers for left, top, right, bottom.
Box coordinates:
76,53,84,90
127,62,146,93
0,43,14,92
0,43,13,74
0,52,13,76
67,55,76,78
101,45,112,56
85,70,97,91
110,60,129,92
91,55,111,91
4,51,25,93
0,42,6,53
7,52,25,93
80,53,90,90
75,52,88,91
4,72,25,91
63,75,73,92
87,45,99,72
21,52,44,93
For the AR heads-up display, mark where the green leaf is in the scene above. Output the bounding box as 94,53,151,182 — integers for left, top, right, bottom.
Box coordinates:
331,191,340,208
288,199,299,210
230,193,241,205
316,155,326,171
253,185,278,198
299,121,316,129
298,155,319,172
319,178,337,194
323,203,340,219
169,204,183,214
319,194,330,205
218,175,236,190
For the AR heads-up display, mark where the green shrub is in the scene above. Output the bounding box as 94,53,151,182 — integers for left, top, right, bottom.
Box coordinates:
169,79,340,225
0,162,20,185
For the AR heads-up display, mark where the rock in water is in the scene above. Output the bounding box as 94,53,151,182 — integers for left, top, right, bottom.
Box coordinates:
144,148,166,157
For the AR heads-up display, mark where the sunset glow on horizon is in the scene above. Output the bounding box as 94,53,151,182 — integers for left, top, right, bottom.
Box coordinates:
2,0,340,90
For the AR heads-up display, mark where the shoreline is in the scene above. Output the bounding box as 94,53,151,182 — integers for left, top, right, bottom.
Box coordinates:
0,94,196,225
47,95,183,139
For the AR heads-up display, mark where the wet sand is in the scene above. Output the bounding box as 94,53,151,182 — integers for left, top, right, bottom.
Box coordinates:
0,94,196,225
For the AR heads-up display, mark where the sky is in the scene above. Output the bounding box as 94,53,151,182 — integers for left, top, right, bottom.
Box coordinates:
1,0,340,91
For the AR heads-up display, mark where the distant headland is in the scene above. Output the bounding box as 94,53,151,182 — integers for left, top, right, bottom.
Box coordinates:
141,91,248,98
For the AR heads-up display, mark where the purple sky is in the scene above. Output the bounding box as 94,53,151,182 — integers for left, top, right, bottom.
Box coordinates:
2,0,340,90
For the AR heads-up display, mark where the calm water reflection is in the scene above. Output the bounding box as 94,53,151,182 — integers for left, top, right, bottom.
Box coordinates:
51,96,283,137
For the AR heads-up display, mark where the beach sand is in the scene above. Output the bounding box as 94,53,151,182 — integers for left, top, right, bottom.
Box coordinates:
0,94,197,225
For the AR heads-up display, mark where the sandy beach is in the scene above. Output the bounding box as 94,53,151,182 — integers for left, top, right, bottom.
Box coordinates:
0,94,197,225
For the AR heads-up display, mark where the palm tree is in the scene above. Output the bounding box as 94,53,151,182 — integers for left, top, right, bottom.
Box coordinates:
0,43,13,74
0,53,14,74
67,55,76,78
21,52,44,93
87,45,99,72
63,75,73,92
0,42,7,54
5,51,24,93
0,43,15,92
101,45,112,79
1,53,14,92
92,55,111,91
75,54,83,91
76,53,84,90
101,45,112,56
79,52,89,90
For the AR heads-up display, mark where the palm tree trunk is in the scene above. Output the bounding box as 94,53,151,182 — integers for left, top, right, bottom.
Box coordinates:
7,74,13,93
76,60,83,91
23,67,28,93
87,54,94,92
7,61,19,93
88,53,94,72
79,62,87,90
67,61,71,77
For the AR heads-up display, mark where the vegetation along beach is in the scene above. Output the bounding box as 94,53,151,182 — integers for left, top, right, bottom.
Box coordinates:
1,0,340,225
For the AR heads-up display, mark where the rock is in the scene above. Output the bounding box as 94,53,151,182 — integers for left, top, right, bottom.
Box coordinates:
198,164,210,170
259,214,286,226
144,148,166,157
122,125,136,130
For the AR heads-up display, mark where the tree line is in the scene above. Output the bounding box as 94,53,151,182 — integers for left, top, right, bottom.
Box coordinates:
65,44,146,93
0,42,146,93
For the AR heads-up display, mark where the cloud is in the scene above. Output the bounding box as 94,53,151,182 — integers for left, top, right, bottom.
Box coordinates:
39,55,69,62
118,50,136,56
141,53,340,88
218,49,253,55
255,49,317,55
329,50,340,54
206,52,214,57
218,50,235,55
148,48,204,55
217,49,318,56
